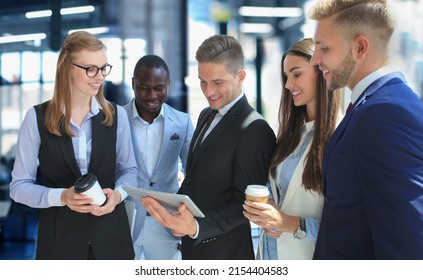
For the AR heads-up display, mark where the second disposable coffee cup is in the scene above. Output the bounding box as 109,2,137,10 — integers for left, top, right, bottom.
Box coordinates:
74,173,107,206
245,184,269,203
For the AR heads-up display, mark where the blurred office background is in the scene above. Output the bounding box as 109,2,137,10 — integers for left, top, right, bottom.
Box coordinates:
0,0,422,259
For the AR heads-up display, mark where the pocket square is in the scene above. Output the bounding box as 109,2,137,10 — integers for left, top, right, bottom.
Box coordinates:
170,133,180,140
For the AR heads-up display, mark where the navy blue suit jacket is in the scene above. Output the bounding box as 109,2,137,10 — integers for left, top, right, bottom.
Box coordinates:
314,72,423,259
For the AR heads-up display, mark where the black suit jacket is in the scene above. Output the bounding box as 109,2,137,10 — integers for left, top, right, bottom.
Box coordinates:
179,95,276,259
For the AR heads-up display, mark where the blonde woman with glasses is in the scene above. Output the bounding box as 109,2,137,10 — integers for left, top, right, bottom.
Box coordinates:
9,31,137,260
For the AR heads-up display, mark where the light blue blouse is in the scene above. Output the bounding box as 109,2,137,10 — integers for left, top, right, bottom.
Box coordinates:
263,120,321,259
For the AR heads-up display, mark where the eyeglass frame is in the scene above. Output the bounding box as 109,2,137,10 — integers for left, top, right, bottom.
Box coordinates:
72,63,113,78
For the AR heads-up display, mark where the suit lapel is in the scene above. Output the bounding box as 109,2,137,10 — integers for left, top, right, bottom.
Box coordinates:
322,108,353,180
186,109,209,170
189,96,247,171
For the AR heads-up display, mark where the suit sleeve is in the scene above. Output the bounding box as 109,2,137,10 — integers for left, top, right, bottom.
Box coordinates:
354,102,423,259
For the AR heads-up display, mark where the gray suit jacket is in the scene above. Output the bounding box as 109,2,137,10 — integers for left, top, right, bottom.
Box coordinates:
123,100,194,238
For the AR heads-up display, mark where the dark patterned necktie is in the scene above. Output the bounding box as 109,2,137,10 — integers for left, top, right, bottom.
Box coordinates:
193,109,218,152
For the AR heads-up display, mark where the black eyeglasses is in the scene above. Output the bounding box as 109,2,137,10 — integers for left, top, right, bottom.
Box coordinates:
72,63,113,78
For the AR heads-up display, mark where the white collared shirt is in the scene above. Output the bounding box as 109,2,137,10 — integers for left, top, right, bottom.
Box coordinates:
350,65,397,105
131,101,164,176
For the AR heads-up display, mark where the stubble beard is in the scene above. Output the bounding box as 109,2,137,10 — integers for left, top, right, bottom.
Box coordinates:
328,51,356,91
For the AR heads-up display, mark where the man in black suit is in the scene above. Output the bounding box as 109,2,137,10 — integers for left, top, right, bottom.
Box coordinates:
142,34,276,259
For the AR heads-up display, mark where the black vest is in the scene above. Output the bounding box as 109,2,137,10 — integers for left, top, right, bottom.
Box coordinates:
34,101,134,259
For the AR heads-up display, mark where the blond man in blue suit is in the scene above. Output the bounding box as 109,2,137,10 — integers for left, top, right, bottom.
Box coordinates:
124,55,194,259
309,0,423,259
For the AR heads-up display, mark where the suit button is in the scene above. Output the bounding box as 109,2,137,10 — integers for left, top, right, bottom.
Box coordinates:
324,197,329,203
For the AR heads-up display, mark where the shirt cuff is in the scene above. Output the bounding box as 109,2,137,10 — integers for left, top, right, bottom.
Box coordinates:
115,185,128,202
188,218,199,239
48,188,66,207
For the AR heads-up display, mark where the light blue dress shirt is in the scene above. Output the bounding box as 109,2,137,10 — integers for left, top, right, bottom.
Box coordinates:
131,101,164,177
9,97,138,208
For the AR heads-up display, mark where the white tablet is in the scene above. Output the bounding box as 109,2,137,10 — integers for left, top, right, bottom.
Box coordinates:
123,186,205,218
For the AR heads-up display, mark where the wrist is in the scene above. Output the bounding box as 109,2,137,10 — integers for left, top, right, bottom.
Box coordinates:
114,190,122,205
61,189,67,206
294,217,301,232
188,218,199,239
293,217,307,239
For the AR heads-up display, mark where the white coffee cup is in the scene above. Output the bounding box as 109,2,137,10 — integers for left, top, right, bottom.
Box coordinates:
74,173,107,206
245,184,269,203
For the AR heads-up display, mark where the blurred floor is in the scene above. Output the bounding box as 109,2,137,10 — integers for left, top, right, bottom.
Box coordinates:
0,241,36,260
0,184,37,260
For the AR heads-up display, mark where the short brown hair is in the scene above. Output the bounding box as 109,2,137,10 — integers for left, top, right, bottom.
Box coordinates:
195,34,244,76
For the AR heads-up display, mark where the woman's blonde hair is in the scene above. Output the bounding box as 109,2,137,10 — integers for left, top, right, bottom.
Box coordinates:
46,31,114,136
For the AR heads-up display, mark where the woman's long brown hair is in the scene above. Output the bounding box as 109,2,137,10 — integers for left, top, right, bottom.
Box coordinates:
269,38,341,194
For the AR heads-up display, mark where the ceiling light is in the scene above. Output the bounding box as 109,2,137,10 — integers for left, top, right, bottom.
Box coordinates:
0,33,46,44
240,23,273,34
239,6,303,18
25,5,95,19
61,6,95,15
25,10,52,18
68,27,110,35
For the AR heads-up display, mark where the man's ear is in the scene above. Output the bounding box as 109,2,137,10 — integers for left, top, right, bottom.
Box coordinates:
354,34,370,60
238,69,246,83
